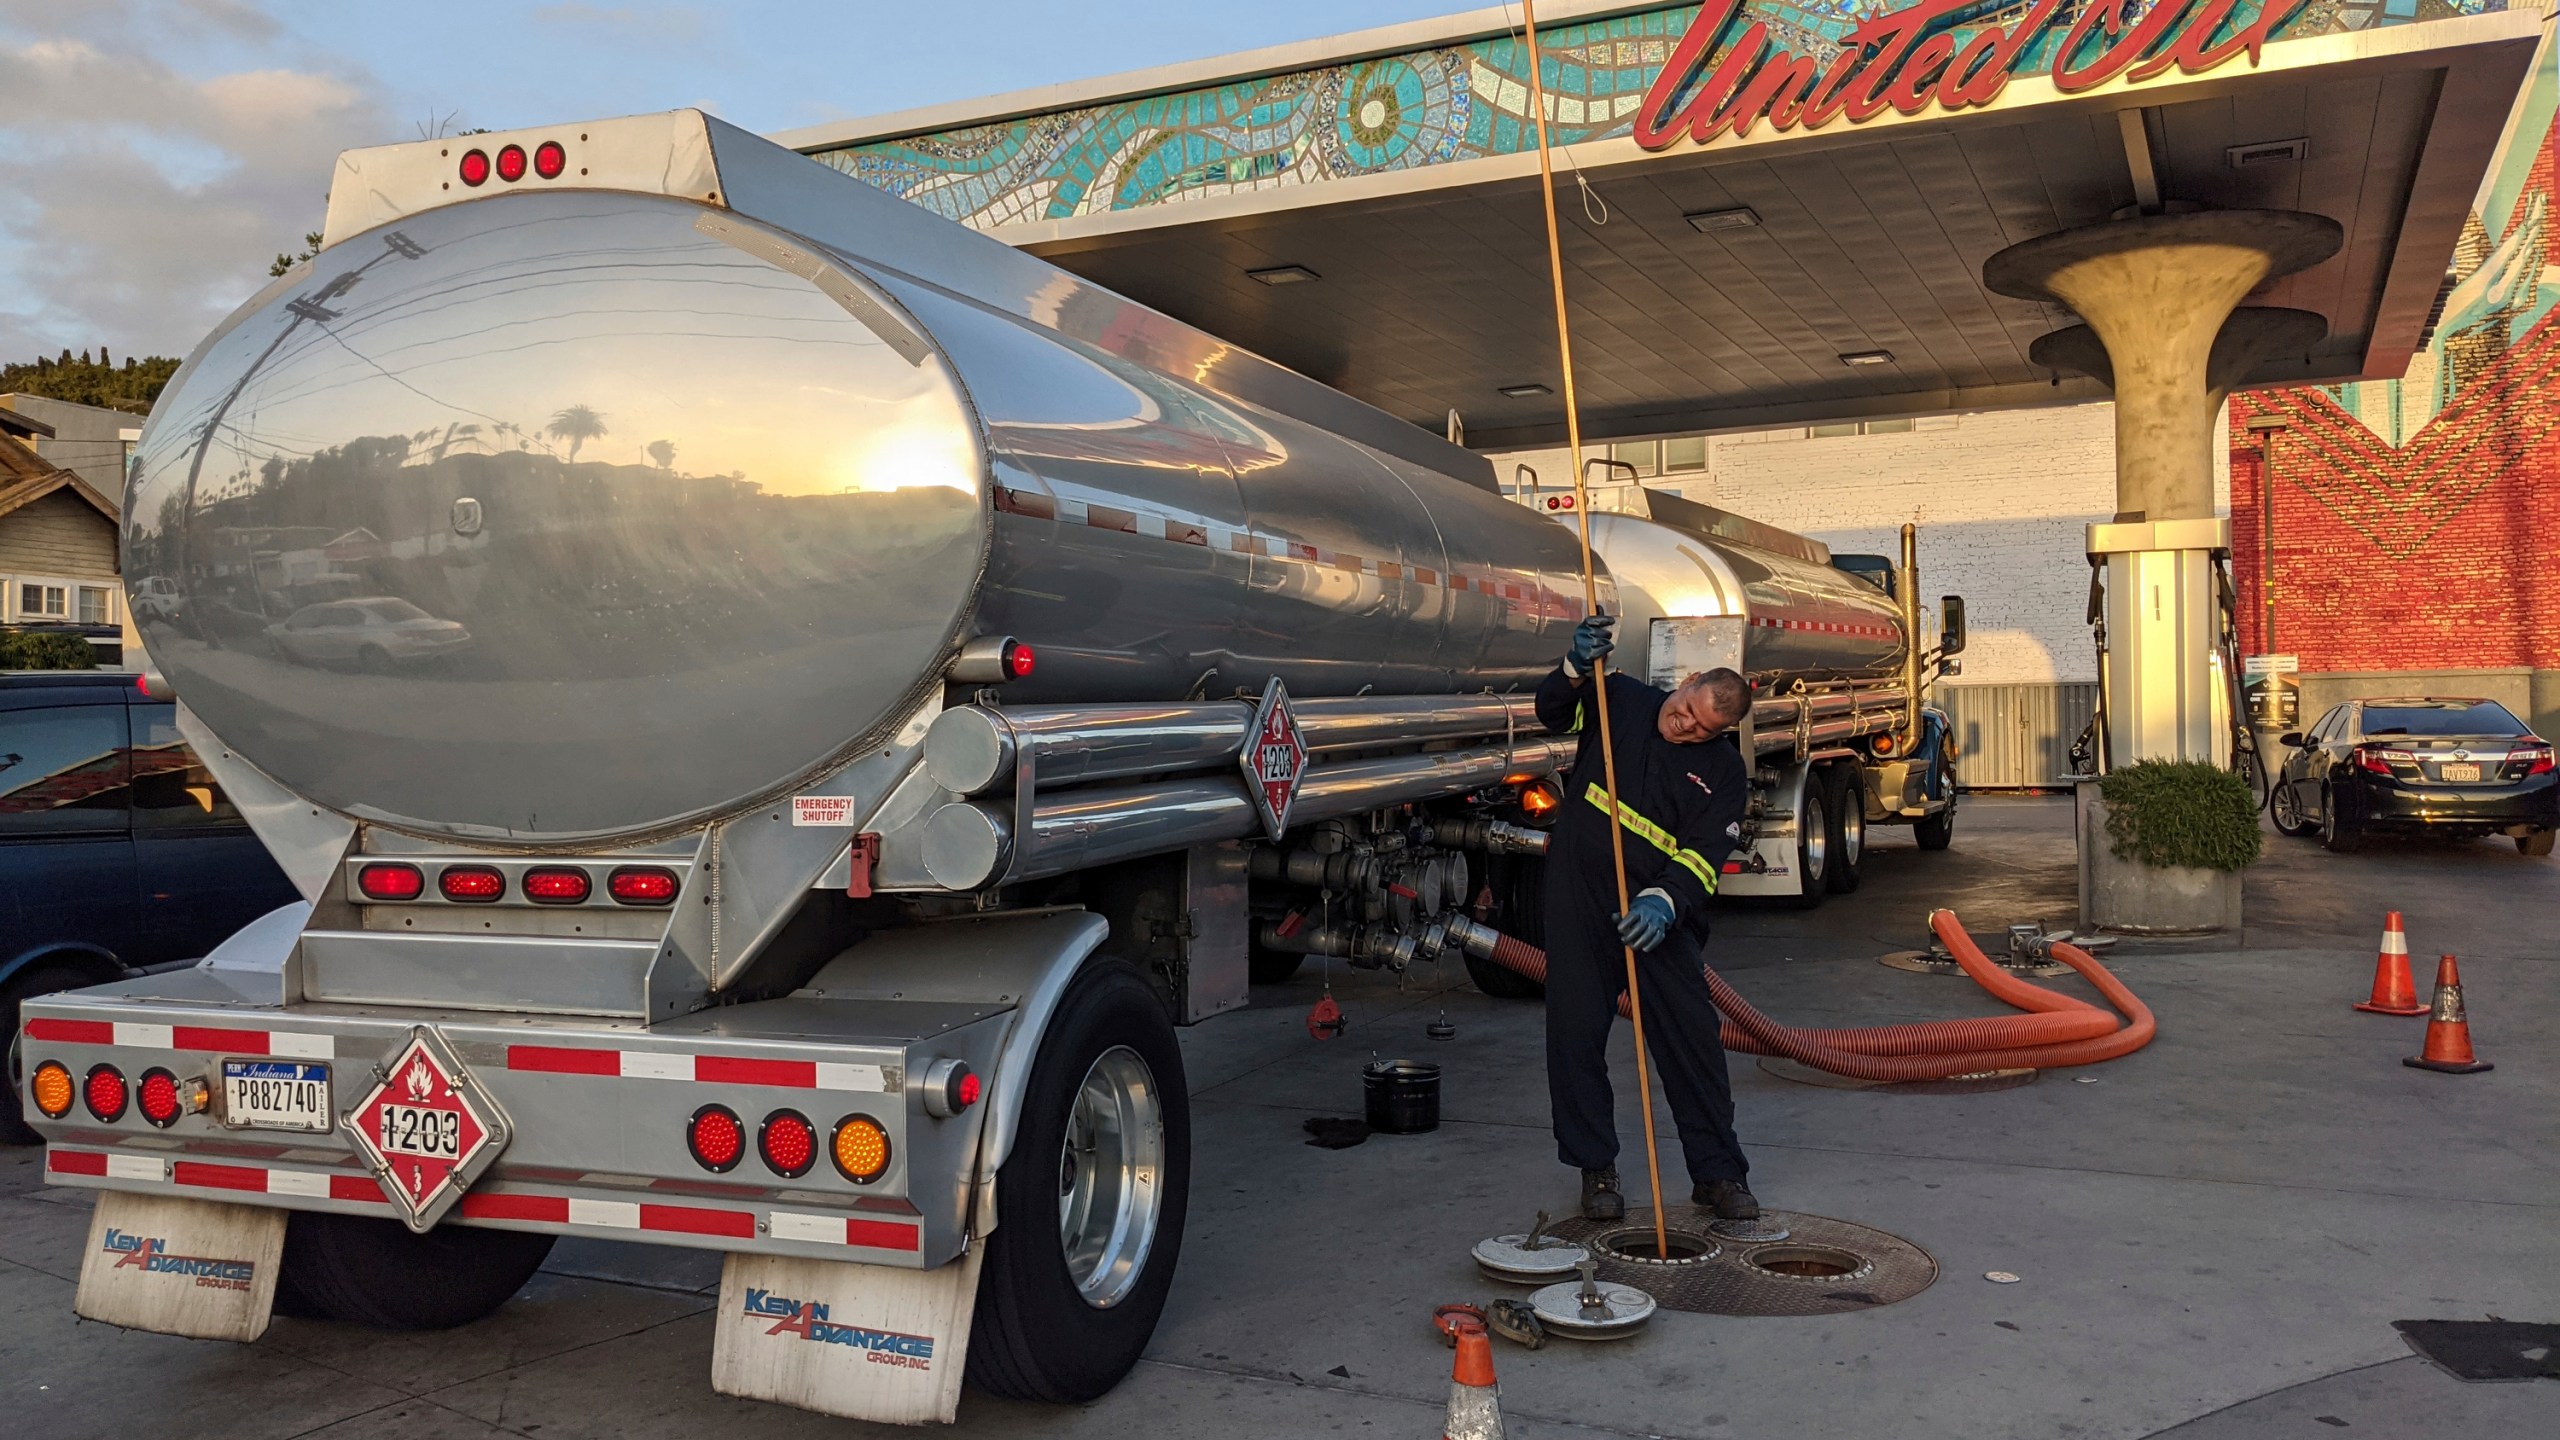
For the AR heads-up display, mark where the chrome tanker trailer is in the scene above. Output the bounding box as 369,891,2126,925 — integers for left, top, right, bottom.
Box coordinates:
17,110,1957,1425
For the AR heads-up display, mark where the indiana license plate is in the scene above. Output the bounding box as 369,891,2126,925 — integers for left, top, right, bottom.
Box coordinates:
221,1059,333,1132
2440,762,2482,782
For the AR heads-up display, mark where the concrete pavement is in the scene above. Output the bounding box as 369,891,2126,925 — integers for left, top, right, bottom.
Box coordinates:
5,796,2553,1438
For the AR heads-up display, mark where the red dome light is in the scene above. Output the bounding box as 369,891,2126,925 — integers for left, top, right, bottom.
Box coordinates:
358,862,425,901
523,867,591,904
84,1065,129,1123
688,1104,744,1172
440,866,505,902
459,149,492,186
608,866,678,905
759,1110,817,1178
495,144,528,182
533,140,567,179
956,1071,982,1109
138,1069,183,1127
1004,641,1036,680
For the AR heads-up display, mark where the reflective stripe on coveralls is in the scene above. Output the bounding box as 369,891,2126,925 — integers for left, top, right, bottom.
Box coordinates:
1582,783,1719,894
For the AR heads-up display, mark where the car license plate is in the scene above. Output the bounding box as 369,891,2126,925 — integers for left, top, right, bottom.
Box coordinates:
2441,762,2481,782
221,1059,333,1132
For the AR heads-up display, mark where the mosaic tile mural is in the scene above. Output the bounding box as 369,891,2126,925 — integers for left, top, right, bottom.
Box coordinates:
810,0,2504,230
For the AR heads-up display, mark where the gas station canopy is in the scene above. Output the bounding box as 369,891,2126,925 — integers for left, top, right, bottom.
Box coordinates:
780,2,2544,449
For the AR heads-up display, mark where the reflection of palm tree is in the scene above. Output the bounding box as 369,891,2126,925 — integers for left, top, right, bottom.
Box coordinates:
647,439,677,470
548,405,608,462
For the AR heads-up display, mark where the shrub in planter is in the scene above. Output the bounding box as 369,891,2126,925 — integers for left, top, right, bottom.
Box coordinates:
2099,759,2263,872
0,630,100,670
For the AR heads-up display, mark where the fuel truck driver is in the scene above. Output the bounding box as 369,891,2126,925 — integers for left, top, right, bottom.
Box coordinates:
1534,612,1761,1223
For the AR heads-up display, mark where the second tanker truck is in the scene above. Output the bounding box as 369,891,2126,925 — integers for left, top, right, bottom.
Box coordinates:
16,111,1961,1424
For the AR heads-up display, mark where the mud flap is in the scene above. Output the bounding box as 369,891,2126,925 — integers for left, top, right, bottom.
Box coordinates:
711,1248,987,1425
74,1191,286,1342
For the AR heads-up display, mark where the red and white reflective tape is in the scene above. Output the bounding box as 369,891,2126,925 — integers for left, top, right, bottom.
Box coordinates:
23,1017,334,1058
1750,616,1899,641
49,1148,382,1201
769,1210,925,1252
461,1192,920,1252
505,1045,889,1092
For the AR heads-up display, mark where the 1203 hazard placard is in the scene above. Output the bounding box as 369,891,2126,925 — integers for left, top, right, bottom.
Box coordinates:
343,1028,511,1232
1240,677,1308,840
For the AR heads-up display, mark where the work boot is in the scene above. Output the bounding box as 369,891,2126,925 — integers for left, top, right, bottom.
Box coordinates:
1580,1168,1626,1222
1696,1179,1760,1221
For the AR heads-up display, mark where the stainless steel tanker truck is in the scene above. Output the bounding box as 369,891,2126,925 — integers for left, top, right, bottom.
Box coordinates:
14,111,1961,1424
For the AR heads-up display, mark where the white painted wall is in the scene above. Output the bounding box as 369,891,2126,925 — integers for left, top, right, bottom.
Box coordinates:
1491,402,2233,685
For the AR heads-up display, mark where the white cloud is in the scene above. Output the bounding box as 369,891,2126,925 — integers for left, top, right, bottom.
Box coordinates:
0,5,395,359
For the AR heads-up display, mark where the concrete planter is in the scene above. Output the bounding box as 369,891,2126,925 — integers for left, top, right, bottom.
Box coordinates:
2076,780,2244,934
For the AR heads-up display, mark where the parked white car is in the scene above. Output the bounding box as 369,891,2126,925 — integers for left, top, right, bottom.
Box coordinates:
265,597,472,672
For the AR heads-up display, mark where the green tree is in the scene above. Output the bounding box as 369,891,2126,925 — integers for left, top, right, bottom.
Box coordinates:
0,352,182,412
548,404,607,462
269,230,325,278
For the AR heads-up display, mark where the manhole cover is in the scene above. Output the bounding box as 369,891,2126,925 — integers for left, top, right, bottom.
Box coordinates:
1536,1209,1936,1317
1757,1056,2040,1094
1589,1225,1720,1266
1878,949,2068,979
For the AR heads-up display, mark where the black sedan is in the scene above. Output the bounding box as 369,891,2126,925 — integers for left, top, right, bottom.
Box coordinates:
2271,697,2557,855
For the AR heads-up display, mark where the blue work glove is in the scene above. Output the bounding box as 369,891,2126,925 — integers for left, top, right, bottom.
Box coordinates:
1614,890,1676,952
1565,613,1616,677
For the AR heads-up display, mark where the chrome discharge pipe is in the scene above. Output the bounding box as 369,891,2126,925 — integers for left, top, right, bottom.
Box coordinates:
923,694,1545,797
919,735,1572,888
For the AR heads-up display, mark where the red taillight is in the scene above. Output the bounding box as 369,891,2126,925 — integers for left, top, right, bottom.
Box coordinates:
1004,641,1036,680
2358,748,2402,777
459,148,491,186
2525,748,2555,777
522,867,591,904
138,1068,183,1127
608,866,678,905
688,1104,744,1172
84,1065,128,1123
533,140,567,179
759,1110,817,1178
957,1071,982,1109
495,144,528,182
358,862,425,901
440,866,505,902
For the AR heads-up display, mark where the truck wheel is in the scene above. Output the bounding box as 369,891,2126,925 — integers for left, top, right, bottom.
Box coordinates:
970,959,1189,1404
1789,781,1830,909
276,1211,554,1329
1821,766,1864,895
1913,760,1958,852
1464,855,1545,999
5,963,99,1145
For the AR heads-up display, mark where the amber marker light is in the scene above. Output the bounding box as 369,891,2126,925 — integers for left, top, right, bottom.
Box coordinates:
831,1114,891,1184
30,1061,75,1119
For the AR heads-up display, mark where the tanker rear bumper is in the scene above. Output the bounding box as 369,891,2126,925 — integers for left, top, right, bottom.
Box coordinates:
19,988,1010,1269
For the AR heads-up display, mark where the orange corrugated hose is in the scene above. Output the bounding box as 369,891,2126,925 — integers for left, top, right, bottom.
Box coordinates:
1481,909,2156,1081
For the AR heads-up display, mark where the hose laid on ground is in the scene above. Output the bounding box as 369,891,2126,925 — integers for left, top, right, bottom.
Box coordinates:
1478,908,2155,1081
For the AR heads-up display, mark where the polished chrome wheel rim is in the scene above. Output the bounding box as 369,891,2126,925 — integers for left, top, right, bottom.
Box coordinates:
2271,783,2298,830
1801,800,1829,880
1839,802,1865,867
1057,1044,1165,1309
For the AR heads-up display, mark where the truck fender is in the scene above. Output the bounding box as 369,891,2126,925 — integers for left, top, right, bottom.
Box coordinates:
793,907,1109,1237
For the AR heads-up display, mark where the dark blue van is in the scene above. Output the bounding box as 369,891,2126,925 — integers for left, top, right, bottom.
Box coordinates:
3,671,300,1140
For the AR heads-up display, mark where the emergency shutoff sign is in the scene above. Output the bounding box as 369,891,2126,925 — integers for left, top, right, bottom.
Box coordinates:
1242,678,1308,840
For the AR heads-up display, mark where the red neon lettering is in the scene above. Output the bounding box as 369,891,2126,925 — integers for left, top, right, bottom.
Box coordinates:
1934,0,2065,109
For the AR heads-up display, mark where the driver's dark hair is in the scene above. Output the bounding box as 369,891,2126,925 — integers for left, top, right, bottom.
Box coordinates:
1686,667,1750,727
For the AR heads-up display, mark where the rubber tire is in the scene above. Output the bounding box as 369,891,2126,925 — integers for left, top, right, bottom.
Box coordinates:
357,645,394,675
1246,945,1305,985
3,963,99,1145
969,959,1190,1404
1820,765,1864,895
2519,829,2555,857
1789,779,1830,909
1465,855,1545,1000
2269,778,2313,837
275,1211,554,1329
2320,785,2365,854
1913,759,1958,852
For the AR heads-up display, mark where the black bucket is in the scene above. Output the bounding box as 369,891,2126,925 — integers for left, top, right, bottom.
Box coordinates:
1363,1059,1441,1134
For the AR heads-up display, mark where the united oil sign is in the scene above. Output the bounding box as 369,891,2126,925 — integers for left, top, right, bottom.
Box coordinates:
1632,0,2309,152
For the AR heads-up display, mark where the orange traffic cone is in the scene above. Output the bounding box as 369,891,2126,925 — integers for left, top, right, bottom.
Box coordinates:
1441,1323,1504,1440
2354,912,2428,1015
2404,955,2493,1074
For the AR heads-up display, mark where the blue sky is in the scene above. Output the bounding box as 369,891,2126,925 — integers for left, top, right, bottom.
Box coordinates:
0,0,1473,361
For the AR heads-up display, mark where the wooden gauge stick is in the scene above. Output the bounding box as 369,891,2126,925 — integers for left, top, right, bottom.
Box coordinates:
1516,0,1670,1260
